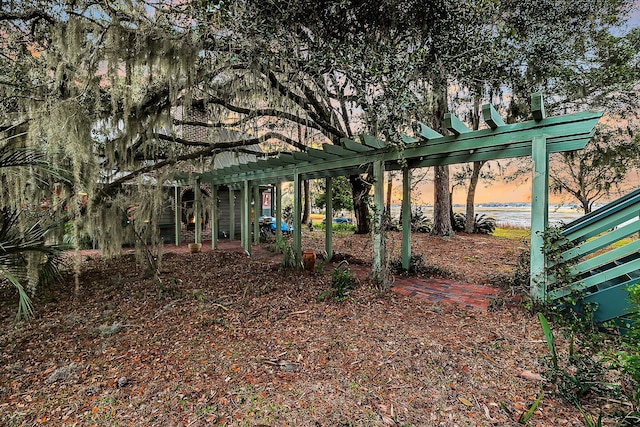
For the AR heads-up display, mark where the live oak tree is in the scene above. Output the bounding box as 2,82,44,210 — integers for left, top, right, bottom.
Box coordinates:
440,0,636,233
2,0,637,311
314,176,354,215
0,1,285,301
501,21,640,211
550,126,640,214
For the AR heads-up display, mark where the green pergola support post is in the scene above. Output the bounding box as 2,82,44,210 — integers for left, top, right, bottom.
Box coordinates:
211,184,218,249
530,135,549,300
325,177,333,261
194,177,202,245
228,187,235,241
372,160,386,284
245,180,252,254
239,185,245,248
401,168,411,270
174,185,181,246
293,172,302,266
275,182,282,241
241,180,251,254
253,185,260,245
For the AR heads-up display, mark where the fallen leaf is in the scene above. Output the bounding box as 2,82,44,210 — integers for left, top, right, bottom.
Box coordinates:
517,370,544,381
459,396,473,407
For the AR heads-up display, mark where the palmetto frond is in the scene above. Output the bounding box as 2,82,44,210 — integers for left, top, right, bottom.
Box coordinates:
0,208,66,320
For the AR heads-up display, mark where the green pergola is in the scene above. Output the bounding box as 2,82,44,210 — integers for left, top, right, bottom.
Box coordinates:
175,93,602,300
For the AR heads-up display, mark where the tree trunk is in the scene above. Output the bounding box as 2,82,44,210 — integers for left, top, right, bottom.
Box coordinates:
350,174,371,234
464,94,483,233
386,172,392,215
431,74,454,236
465,161,484,233
302,179,310,224
433,165,454,236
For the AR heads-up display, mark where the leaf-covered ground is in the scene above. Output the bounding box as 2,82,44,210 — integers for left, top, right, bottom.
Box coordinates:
0,232,606,426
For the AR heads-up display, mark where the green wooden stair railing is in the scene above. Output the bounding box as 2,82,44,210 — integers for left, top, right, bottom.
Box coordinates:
547,188,640,324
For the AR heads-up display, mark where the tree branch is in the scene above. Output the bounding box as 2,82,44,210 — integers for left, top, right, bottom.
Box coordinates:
0,9,55,23
265,70,345,140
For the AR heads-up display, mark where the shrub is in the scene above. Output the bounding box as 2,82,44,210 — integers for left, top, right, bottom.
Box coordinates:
489,246,530,293
410,207,432,233
318,222,357,232
317,261,357,302
389,254,428,275
610,283,640,419
388,254,455,279
453,212,496,234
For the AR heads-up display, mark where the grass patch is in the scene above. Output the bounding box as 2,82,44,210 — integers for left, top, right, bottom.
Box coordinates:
492,227,530,240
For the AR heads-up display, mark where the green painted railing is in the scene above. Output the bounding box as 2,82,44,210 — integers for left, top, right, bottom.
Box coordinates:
547,188,640,324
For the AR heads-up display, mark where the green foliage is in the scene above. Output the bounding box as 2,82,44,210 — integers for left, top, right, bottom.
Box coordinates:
410,207,432,233
4,270,33,321
389,254,428,276
282,206,294,226
609,283,640,418
517,392,544,425
539,313,558,370
333,222,357,233
273,237,296,269
453,212,496,234
538,313,611,406
388,254,455,279
489,245,531,294
314,176,353,213
317,221,357,233
317,261,357,302
491,227,530,239
541,226,579,292
63,220,94,249
578,405,603,427
0,208,65,320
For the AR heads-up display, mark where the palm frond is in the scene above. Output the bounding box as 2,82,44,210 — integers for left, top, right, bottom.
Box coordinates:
3,269,34,321
0,208,66,320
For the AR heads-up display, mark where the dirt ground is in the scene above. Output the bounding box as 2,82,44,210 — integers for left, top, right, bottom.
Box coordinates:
0,231,611,426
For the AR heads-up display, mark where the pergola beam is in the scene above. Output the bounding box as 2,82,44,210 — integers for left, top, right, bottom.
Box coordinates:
205,111,600,186
445,113,471,135
482,103,505,129
341,138,373,152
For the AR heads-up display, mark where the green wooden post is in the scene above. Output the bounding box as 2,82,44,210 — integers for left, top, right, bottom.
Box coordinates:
194,177,201,244
174,185,181,246
275,182,282,241
211,184,218,249
325,176,333,261
253,185,260,245
244,180,251,255
373,160,386,284
239,182,246,252
228,187,235,241
293,172,302,266
530,135,549,300
401,168,411,270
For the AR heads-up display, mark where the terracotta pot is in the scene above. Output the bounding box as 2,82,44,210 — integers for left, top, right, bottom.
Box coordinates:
302,250,316,271
188,243,202,253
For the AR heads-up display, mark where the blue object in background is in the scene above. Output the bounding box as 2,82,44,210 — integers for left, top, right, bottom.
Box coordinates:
260,216,293,233
332,217,352,224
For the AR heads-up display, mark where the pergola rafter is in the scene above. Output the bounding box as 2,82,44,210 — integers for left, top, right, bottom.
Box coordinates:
175,93,602,299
